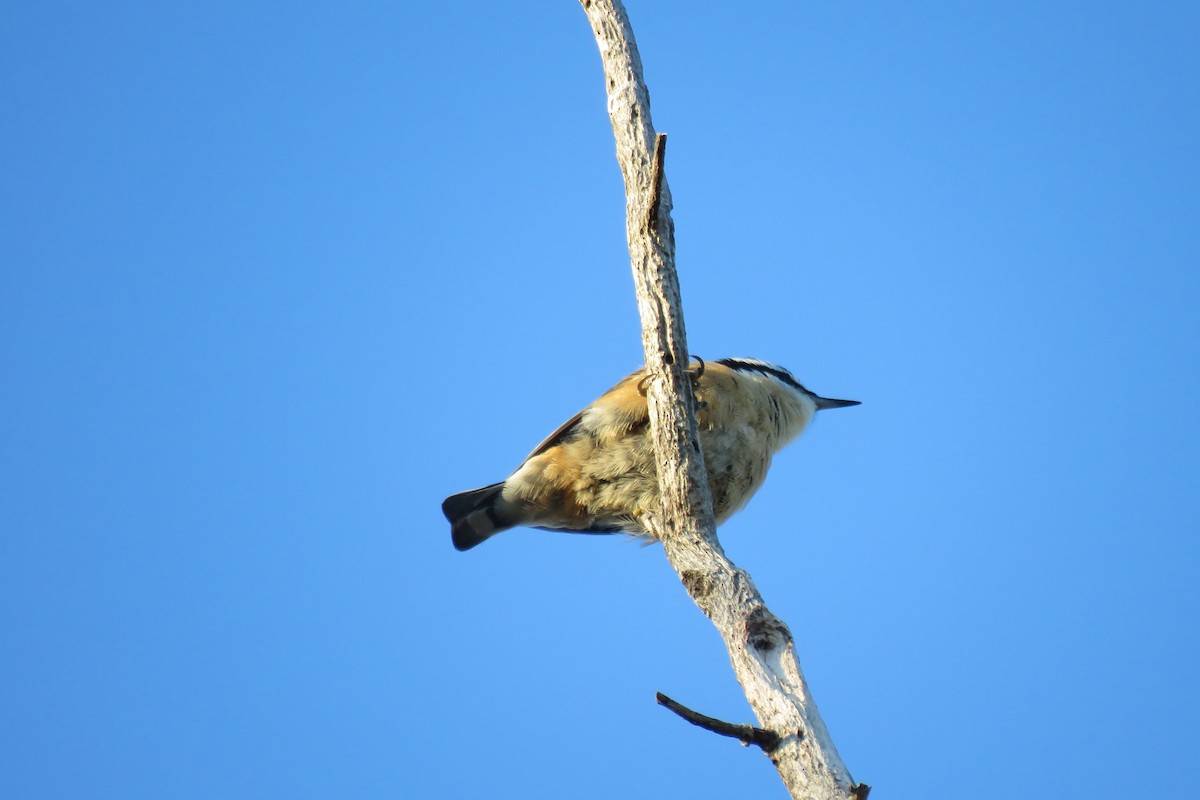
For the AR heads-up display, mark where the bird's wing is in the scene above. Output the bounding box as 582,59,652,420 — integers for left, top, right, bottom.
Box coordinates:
523,409,585,460
522,370,648,461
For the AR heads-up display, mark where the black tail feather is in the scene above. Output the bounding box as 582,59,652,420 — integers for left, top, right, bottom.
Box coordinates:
442,483,512,551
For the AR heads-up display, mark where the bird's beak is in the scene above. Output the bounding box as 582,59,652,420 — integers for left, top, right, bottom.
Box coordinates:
814,396,861,411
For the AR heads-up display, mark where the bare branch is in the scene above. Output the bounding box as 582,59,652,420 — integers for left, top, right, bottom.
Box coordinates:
578,2,862,799
656,691,783,752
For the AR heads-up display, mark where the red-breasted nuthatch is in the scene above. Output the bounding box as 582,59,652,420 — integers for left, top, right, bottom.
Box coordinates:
442,357,859,551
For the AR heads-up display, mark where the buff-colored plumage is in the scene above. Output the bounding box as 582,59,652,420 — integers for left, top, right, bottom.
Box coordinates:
442,358,858,551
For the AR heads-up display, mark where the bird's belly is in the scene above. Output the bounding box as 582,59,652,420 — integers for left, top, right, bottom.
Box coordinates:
701,429,772,523
507,427,772,535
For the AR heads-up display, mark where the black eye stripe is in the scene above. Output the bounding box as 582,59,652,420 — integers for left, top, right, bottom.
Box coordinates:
715,358,811,394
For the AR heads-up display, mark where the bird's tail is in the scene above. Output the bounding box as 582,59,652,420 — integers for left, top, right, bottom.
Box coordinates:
442,483,518,551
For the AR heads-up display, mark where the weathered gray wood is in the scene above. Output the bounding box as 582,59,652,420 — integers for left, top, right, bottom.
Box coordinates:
577,2,861,798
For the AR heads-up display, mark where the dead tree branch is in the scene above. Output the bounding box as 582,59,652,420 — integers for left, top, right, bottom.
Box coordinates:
656,691,783,752
577,2,864,798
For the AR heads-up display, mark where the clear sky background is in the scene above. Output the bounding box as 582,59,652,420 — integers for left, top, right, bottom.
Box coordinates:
3,2,1198,798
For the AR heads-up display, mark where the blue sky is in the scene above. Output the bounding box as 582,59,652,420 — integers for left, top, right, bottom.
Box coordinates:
2,2,1198,798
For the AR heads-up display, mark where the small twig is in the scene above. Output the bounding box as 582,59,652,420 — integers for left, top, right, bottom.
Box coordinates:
656,692,782,753
646,132,667,233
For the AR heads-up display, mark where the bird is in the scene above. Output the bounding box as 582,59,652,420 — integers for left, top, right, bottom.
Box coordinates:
442,357,859,551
